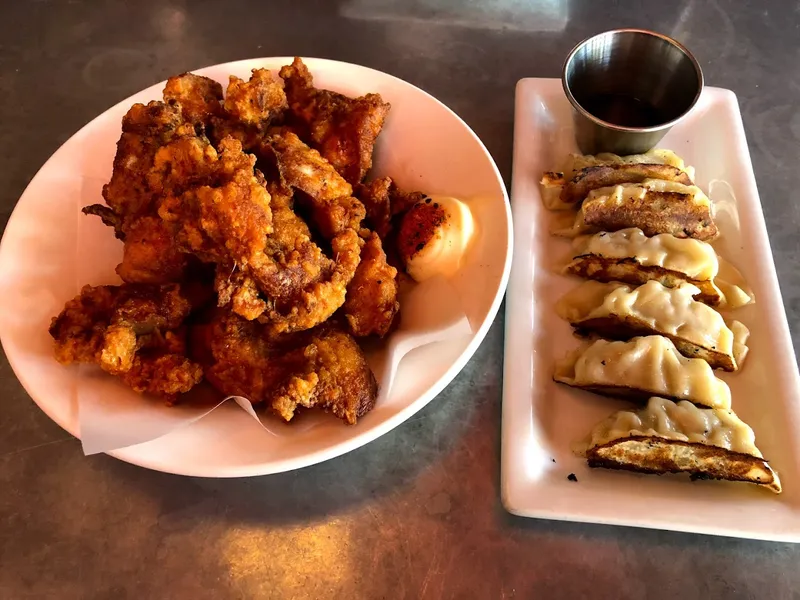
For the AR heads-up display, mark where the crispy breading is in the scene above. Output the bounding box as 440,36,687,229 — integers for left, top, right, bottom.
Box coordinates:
280,57,390,184
587,437,781,493
271,325,377,424
151,134,358,331
50,285,118,365
206,69,288,153
64,64,403,417
561,164,693,205
157,136,274,269
197,310,377,424
147,131,219,197
83,105,200,284
163,73,224,123
115,216,190,284
49,284,202,401
254,181,332,301
118,352,203,403
343,232,399,337
99,101,184,222
355,177,393,238
263,228,362,334
224,68,288,127
354,176,425,238
266,131,364,238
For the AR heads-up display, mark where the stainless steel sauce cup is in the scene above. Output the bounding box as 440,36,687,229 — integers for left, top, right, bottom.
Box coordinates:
562,29,703,155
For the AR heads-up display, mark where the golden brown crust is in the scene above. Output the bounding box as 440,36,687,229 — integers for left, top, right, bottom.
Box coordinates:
564,255,721,306
263,228,362,334
64,63,395,420
582,190,718,240
49,284,203,402
101,101,184,223
197,311,377,424
224,68,288,127
573,315,738,371
265,131,364,238
562,164,692,205
343,232,399,337
586,436,781,493
280,57,390,185
115,216,190,284
163,73,224,123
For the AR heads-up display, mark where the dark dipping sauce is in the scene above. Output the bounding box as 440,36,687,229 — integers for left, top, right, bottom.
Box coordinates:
578,93,667,128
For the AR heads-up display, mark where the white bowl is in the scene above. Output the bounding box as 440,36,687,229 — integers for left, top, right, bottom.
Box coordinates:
0,57,512,477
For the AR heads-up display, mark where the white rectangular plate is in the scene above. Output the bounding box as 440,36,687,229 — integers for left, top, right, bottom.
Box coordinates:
502,78,800,542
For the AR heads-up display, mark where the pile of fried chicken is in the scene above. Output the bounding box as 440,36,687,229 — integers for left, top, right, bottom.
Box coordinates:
49,58,431,425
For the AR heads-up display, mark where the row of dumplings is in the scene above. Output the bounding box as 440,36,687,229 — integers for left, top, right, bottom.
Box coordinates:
540,149,781,493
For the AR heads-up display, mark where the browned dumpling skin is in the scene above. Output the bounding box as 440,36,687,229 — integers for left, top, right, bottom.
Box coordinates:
560,164,693,205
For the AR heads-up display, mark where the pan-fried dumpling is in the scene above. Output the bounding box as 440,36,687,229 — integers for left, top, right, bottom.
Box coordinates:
555,280,749,371
562,164,693,207
565,149,694,180
554,336,732,409
583,397,781,493
540,149,696,210
557,180,717,241
564,228,754,308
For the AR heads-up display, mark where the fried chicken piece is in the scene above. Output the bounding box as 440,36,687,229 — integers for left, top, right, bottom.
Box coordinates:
266,131,365,238
98,101,184,223
49,284,202,401
212,178,357,333
206,69,288,153
354,176,426,238
343,232,399,337
147,130,219,197
83,105,200,284
115,216,190,284
197,310,377,424
118,352,203,402
261,181,330,298
50,285,117,365
208,115,265,153
150,134,357,331
263,227,362,334
163,73,224,124
270,325,378,424
225,68,288,127
215,267,269,321
280,57,390,184
157,136,274,269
